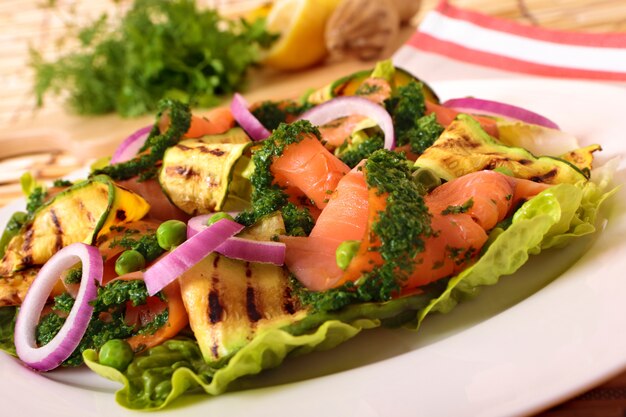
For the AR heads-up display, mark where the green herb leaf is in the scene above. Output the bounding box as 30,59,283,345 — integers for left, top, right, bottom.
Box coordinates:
32,0,277,117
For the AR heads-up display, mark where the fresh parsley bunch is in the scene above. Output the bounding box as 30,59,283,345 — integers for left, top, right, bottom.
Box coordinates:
32,0,277,117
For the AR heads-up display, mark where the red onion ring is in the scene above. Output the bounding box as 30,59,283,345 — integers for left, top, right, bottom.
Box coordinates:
297,96,396,150
230,93,271,141
14,243,103,371
144,218,244,296
186,212,240,240
442,97,560,130
187,214,285,265
110,125,152,164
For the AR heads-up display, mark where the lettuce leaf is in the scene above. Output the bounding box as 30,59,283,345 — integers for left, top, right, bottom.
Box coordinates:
85,171,617,410
84,320,369,410
83,289,440,410
418,179,616,319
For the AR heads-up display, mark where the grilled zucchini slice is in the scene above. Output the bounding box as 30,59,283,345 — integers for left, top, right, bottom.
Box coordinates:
159,129,252,215
415,115,588,184
0,175,149,275
179,213,307,363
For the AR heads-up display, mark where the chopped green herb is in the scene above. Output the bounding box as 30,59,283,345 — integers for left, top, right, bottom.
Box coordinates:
109,229,163,262
32,0,278,117
93,99,191,181
35,279,167,366
384,81,443,154
441,198,474,215
251,100,312,131
25,187,47,217
64,266,82,284
52,179,73,187
236,120,319,236
52,293,75,313
336,134,384,168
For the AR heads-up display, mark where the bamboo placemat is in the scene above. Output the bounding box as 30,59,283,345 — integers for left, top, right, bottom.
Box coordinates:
1,1,626,415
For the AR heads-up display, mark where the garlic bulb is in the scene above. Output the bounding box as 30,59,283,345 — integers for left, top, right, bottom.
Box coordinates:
325,0,400,61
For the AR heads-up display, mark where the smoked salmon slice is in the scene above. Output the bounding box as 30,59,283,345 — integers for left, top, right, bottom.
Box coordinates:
280,166,369,291
183,107,235,139
271,134,350,209
286,169,551,293
318,115,368,148
310,165,368,240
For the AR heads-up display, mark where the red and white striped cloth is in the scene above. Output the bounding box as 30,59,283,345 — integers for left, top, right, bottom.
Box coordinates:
393,0,626,84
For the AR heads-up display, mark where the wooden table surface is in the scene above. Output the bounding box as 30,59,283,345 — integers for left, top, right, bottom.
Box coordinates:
1,1,626,415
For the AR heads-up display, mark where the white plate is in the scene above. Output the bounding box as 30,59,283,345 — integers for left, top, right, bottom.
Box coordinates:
1,78,625,417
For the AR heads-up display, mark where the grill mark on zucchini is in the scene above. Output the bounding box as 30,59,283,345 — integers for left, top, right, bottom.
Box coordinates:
208,256,223,358
49,208,64,252
198,146,225,157
282,286,296,315
530,168,558,182
207,255,224,323
20,225,34,266
115,209,127,221
165,165,199,178
79,201,96,224
244,263,262,324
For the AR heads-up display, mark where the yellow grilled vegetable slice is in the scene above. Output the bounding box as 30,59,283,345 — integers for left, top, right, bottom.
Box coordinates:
159,130,251,215
415,115,588,184
179,213,307,363
560,144,602,174
0,175,149,275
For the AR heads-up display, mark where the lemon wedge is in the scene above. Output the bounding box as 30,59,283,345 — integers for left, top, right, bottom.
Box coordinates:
263,0,340,71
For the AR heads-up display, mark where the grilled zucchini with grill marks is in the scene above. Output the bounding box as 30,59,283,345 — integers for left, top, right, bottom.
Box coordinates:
0,175,149,275
159,129,252,215
179,213,307,363
415,115,588,184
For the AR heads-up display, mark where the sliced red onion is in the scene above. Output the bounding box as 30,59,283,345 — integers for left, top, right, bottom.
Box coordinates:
187,214,285,265
144,218,244,296
442,97,560,130
14,243,103,371
230,93,271,141
297,96,395,150
186,213,240,240
110,125,152,164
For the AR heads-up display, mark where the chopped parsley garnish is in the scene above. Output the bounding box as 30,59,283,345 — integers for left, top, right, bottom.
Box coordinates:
251,100,312,131
93,99,191,181
384,81,443,154
109,228,164,262
25,186,46,217
297,150,432,311
236,120,318,236
36,279,167,367
52,179,73,187
355,82,381,96
441,198,474,215
336,134,384,168
63,266,82,284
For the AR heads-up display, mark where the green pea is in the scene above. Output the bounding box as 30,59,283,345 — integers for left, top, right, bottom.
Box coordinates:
99,339,134,371
156,219,187,250
336,240,360,271
115,250,146,276
206,212,234,226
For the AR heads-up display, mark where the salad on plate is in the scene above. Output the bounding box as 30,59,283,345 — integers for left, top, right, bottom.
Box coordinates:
0,60,616,410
